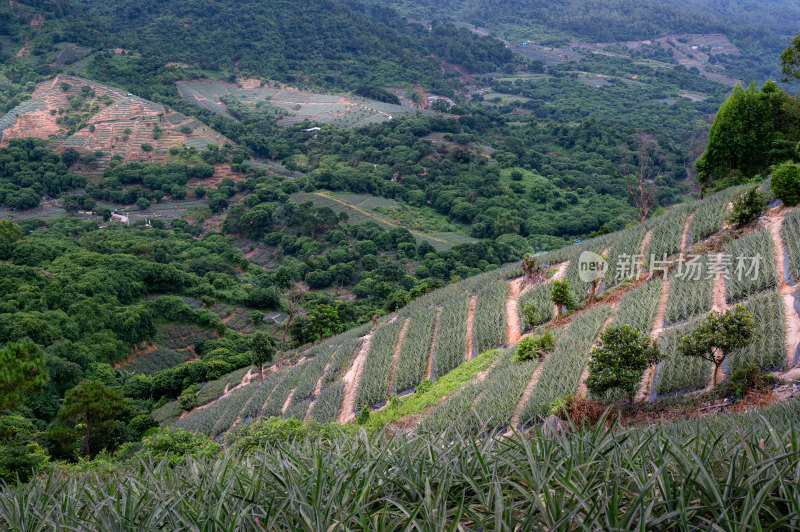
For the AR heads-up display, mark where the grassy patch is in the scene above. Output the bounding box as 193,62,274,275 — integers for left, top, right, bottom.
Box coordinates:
365,348,504,428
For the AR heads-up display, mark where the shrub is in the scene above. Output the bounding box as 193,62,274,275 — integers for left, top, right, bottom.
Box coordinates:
141,143,153,152
134,429,219,466
770,162,800,206
515,330,555,362
356,405,370,425
226,417,352,453
586,324,662,402
551,279,576,316
725,365,779,399
727,186,765,228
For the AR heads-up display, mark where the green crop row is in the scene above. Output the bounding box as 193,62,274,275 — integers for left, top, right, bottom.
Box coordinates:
472,281,508,355
612,278,663,334
354,318,404,411
261,364,307,419
518,305,611,425
309,380,346,424
392,307,437,394
603,224,647,287
431,295,469,380
470,354,539,433
727,290,786,374
645,205,693,270
664,254,713,325
782,209,800,283
723,228,777,303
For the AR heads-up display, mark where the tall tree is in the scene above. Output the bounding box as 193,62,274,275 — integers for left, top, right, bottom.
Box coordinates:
620,133,659,222
250,331,276,382
58,380,124,457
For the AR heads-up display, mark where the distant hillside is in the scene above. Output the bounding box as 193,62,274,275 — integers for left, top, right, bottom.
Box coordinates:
0,74,230,174
70,0,514,92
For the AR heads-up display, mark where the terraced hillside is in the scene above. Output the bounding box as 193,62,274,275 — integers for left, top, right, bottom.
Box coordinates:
171,180,800,438
0,75,230,174
177,78,434,129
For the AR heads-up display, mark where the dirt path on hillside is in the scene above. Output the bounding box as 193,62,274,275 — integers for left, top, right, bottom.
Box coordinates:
506,278,523,345
281,388,296,415
763,207,800,370
508,360,545,429
576,309,617,398
635,276,671,402
338,335,372,424
681,213,694,251
112,343,158,369
465,294,477,360
426,308,442,379
386,318,410,395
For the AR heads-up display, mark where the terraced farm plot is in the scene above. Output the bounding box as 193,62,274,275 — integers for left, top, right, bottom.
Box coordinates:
431,295,470,380
392,307,437,394
289,191,475,251
286,345,338,410
417,381,485,433
210,304,258,334
175,383,259,437
517,282,554,332
723,228,777,303
688,189,736,245
472,282,508,355
664,255,714,325
310,380,346,424
603,223,647,287
261,363,307,419
0,75,230,173
612,278,663,334
469,354,539,433
177,78,433,130
726,290,785,374
238,372,283,424
354,319,405,411
645,206,692,269
158,324,217,350
782,210,800,284
196,367,251,406
518,305,611,425
653,319,710,396
118,347,194,375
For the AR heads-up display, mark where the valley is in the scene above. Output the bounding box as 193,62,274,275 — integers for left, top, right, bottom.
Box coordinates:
1,0,800,527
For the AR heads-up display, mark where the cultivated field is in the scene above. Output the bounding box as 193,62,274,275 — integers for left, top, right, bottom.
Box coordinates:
177,78,434,130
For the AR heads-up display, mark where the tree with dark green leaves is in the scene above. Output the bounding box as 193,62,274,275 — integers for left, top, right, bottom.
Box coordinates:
551,280,576,318
58,380,125,457
586,325,662,402
771,162,800,206
678,306,754,387
249,331,276,382
0,341,47,414
695,83,774,189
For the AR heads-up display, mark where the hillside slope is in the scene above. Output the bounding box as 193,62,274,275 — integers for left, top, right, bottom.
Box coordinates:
172,179,800,437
